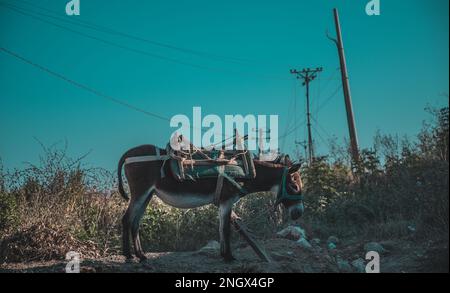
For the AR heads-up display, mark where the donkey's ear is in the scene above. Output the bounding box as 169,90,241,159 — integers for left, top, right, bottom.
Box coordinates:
288,163,301,173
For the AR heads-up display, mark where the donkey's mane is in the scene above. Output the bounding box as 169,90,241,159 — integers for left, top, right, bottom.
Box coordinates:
253,153,294,169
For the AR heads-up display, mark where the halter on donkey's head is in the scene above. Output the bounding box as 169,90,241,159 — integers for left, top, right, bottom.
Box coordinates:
269,154,304,220
275,166,304,205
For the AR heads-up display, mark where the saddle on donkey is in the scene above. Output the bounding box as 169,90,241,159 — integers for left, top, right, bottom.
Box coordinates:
166,133,256,206
167,133,256,182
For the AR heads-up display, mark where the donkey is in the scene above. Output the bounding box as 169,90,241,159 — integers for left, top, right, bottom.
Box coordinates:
117,144,304,261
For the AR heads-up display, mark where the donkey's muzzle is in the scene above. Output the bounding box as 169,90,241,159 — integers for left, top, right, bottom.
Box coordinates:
289,203,304,220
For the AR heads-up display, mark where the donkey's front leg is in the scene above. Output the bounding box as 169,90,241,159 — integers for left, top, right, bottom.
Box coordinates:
219,198,235,262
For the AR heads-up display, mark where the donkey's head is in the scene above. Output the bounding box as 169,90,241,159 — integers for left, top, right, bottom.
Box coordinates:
252,156,304,220
276,163,304,220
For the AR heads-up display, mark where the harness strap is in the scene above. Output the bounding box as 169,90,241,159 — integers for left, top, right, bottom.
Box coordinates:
222,172,248,194
124,153,171,178
124,154,170,165
213,166,248,206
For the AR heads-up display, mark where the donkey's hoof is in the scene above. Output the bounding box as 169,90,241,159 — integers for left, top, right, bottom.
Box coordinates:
138,255,148,263
123,254,134,262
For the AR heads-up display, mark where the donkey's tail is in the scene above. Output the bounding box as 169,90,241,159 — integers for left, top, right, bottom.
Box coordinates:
117,152,129,201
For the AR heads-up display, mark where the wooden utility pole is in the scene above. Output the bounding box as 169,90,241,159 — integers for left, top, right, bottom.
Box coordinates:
290,67,323,165
327,8,360,166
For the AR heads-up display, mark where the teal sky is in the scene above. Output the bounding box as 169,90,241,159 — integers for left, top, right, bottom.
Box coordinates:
0,0,449,171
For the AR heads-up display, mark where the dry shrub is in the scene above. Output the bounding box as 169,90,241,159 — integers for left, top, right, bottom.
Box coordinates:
0,142,126,263
0,223,100,262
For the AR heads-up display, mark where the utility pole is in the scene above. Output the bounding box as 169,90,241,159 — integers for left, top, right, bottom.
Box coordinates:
290,67,323,165
257,128,271,158
327,8,360,167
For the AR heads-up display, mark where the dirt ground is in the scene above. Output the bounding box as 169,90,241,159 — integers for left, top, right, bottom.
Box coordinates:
1,237,448,273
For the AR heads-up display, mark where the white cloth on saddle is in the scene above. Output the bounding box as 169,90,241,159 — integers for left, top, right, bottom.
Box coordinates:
124,148,170,165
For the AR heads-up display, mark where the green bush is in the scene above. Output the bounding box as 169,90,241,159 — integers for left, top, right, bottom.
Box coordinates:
300,106,449,240
140,199,218,251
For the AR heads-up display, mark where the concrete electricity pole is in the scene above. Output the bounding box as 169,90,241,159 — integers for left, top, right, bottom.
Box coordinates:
327,8,360,167
290,67,323,165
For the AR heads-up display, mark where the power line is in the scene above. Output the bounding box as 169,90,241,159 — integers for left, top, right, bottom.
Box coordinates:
2,0,251,65
314,66,340,119
280,77,298,151
316,84,342,113
0,3,211,71
312,124,348,159
311,114,349,159
319,67,340,93
0,46,171,122
0,1,346,154
0,2,288,81
311,125,331,154
0,46,269,144
279,117,306,140
311,116,334,141
279,83,342,151
278,84,341,142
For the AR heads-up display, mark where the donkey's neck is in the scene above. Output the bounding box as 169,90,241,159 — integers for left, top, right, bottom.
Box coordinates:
246,162,284,192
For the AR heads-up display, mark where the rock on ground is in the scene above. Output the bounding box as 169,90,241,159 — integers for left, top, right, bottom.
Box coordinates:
297,238,313,250
277,226,306,241
327,236,339,245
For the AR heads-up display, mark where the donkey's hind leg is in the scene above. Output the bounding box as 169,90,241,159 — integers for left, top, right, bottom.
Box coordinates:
219,198,235,262
130,188,154,261
122,203,134,259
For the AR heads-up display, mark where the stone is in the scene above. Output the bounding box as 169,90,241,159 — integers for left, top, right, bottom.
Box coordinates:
327,236,339,245
198,240,220,253
297,238,313,250
277,226,306,241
